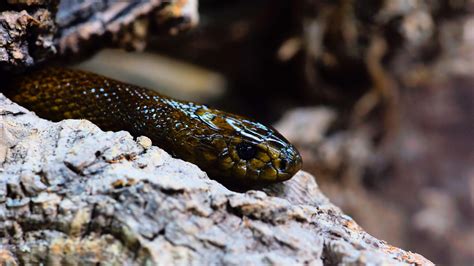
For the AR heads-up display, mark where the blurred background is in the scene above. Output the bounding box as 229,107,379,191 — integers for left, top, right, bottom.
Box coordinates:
76,0,474,264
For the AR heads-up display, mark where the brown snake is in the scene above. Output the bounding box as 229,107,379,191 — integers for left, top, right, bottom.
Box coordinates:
5,67,302,185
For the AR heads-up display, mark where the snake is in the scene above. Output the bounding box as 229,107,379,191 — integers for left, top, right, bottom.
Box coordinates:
4,67,302,184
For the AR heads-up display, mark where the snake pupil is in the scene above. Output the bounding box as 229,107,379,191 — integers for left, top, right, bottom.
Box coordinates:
280,159,287,170
236,142,257,160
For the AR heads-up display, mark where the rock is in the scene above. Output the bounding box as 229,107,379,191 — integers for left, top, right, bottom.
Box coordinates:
0,0,198,71
0,8,56,71
0,93,432,265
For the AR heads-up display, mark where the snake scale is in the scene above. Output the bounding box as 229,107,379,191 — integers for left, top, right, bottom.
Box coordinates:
4,67,302,184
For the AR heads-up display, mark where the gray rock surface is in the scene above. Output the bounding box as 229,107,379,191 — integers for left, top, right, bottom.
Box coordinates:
0,93,432,265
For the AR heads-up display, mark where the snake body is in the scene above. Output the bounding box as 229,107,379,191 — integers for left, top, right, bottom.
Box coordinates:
5,68,302,184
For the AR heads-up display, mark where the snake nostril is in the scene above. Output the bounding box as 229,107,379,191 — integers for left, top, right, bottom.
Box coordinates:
279,159,287,171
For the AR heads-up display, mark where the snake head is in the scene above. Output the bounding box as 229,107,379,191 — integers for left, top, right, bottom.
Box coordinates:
231,131,303,182
194,109,302,183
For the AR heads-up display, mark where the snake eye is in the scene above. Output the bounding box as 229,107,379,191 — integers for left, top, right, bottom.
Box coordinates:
280,159,288,171
236,142,257,160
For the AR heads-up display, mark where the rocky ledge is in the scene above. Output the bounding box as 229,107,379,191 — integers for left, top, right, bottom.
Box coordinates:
0,93,432,265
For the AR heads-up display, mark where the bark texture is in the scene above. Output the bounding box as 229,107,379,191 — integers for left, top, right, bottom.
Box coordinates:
0,93,432,265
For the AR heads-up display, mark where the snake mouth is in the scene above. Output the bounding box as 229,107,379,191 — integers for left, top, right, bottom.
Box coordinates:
257,145,303,182
277,152,303,181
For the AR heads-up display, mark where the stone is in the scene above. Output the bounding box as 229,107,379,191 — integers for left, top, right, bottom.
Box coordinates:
0,93,432,265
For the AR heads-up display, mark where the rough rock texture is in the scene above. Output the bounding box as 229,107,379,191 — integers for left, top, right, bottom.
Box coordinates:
0,5,57,71
274,107,403,246
57,0,199,56
0,94,432,265
0,0,198,71
150,2,473,264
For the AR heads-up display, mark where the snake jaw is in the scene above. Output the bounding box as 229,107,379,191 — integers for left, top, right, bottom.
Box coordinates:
276,147,303,181
257,143,302,182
